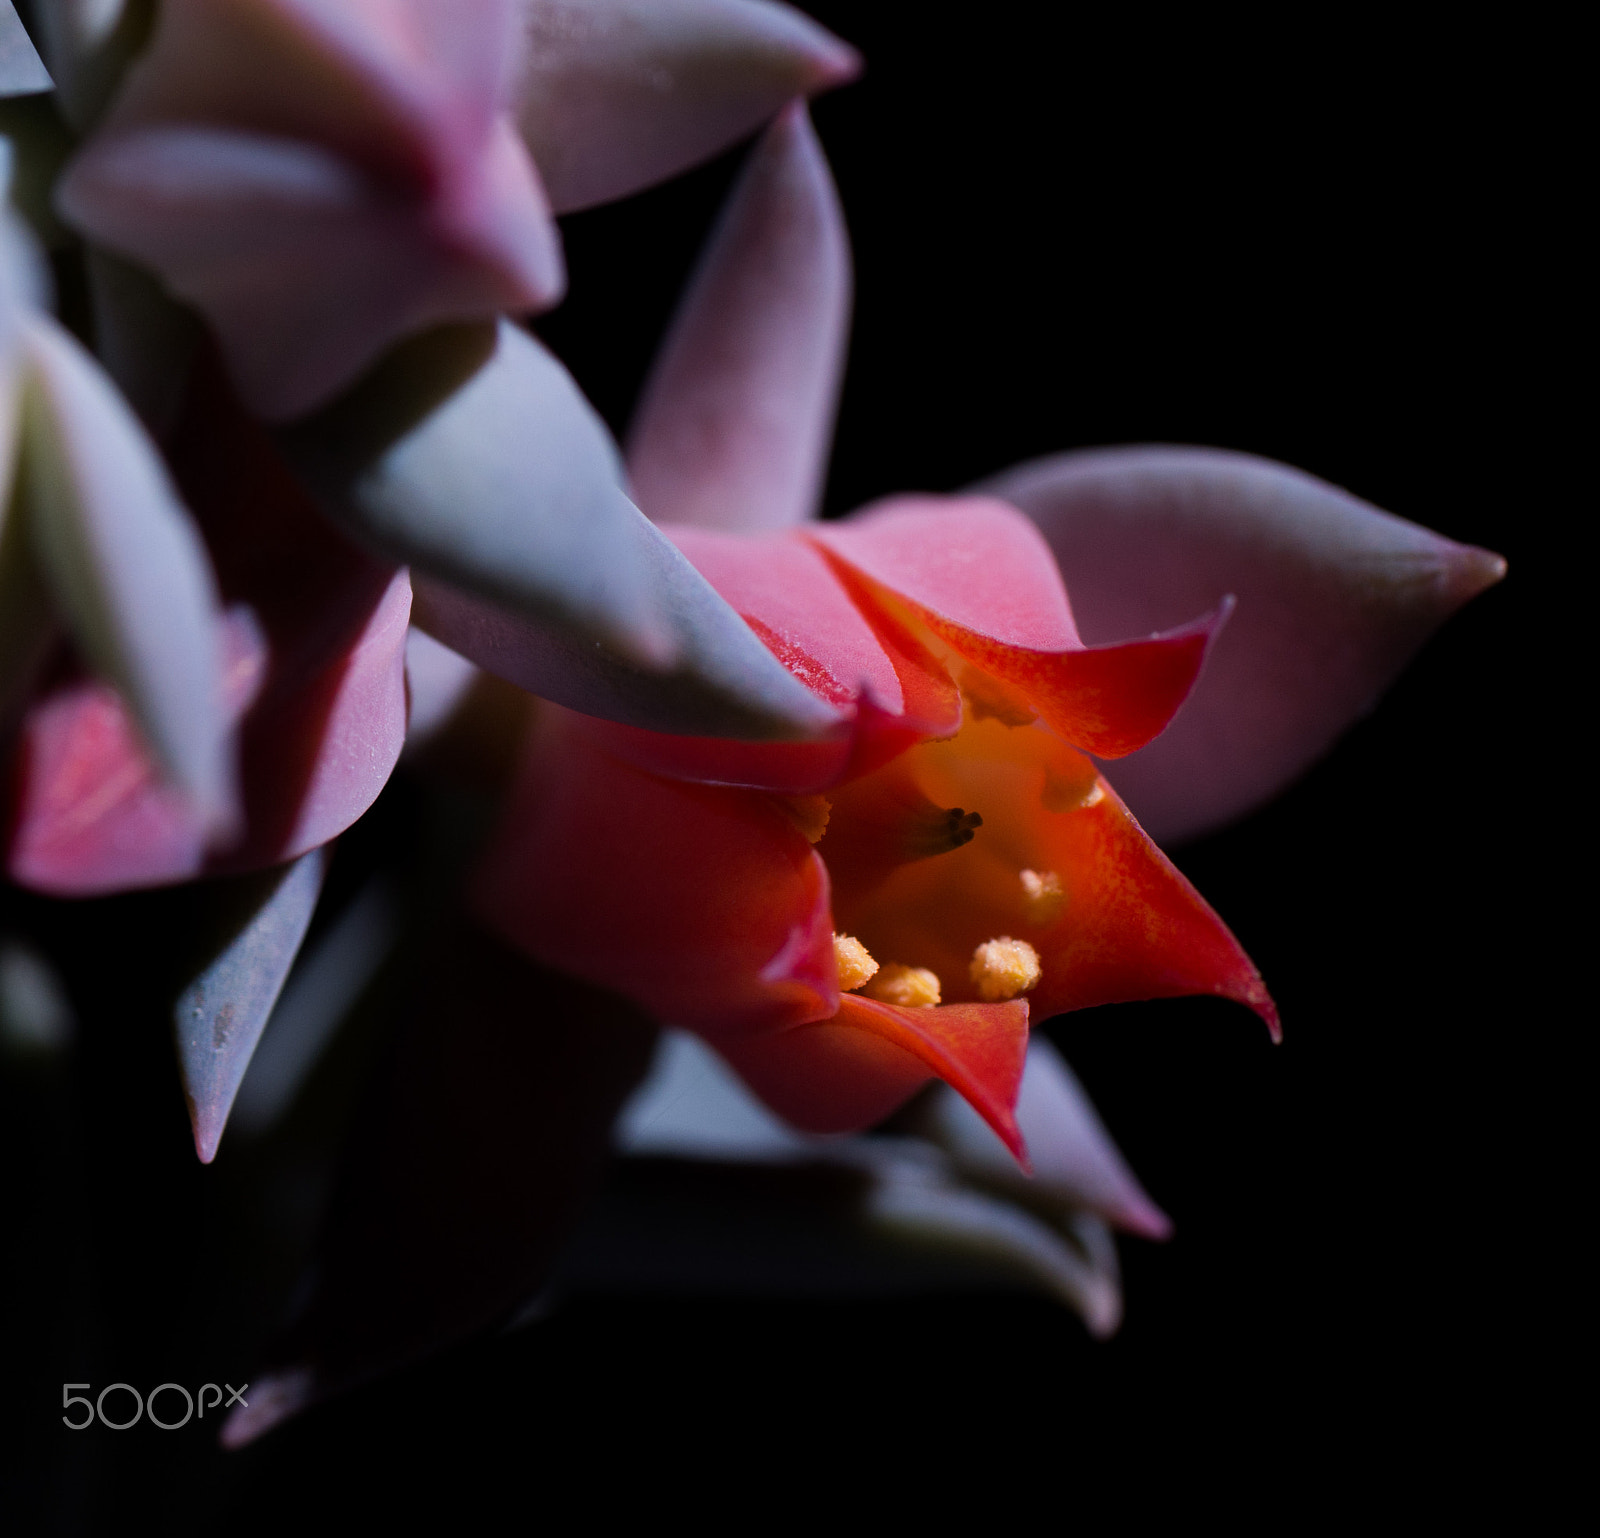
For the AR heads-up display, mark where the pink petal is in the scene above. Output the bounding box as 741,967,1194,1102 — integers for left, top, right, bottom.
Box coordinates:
59,0,562,418
172,376,412,870
4,378,413,894
626,102,850,532
980,447,1507,842
811,496,1223,759
4,606,266,894
515,0,860,213
577,524,945,792
473,703,838,1038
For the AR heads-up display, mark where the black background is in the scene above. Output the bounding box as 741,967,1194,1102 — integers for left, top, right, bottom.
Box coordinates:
3,6,1547,1528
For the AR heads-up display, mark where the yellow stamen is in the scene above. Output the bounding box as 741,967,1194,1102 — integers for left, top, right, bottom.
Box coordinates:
833,933,879,991
1019,869,1065,925
864,963,942,1008
777,793,832,843
969,937,1042,1001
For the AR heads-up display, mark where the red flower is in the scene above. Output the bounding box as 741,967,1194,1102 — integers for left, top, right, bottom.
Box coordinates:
474,494,1276,1161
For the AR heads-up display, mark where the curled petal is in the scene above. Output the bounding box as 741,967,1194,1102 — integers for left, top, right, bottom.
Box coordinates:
980,447,1507,842
19,313,235,835
922,1038,1171,1239
812,497,1221,758
0,4,52,98
174,846,328,1164
59,0,562,417
473,704,838,1037
723,994,1030,1160
515,0,859,212
627,102,850,533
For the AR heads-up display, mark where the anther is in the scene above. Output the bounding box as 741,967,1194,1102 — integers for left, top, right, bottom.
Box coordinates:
833,933,879,991
864,963,942,1008
777,794,832,844
969,937,1041,1002
1019,869,1065,925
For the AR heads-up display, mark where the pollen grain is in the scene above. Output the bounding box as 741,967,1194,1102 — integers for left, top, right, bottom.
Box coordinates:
969,937,1041,1002
832,933,879,991
864,963,942,1008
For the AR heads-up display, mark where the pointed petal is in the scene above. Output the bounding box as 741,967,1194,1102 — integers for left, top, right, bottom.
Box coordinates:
472,704,838,1035
724,993,1030,1159
980,447,1507,842
174,847,328,1164
812,497,1221,758
922,1038,1171,1239
60,0,562,416
515,0,859,212
626,103,850,532
19,313,236,833
0,4,53,97
830,717,1278,1036
867,1171,1122,1336
223,922,657,1443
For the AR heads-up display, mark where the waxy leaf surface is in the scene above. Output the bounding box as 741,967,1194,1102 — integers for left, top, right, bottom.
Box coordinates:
515,0,858,212
627,103,850,532
981,447,1507,841
174,846,328,1163
19,314,235,835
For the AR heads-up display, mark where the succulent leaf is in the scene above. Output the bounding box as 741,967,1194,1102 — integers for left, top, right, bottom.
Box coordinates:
920,1038,1171,1240
283,319,671,667
58,0,562,417
0,3,53,98
174,846,328,1164
980,447,1507,842
627,102,850,533
19,312,236,837
514,0,859,213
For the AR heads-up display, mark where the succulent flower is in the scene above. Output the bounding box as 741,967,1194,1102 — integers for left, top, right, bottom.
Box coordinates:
213,104,1501,1441
0,1,1506,1466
